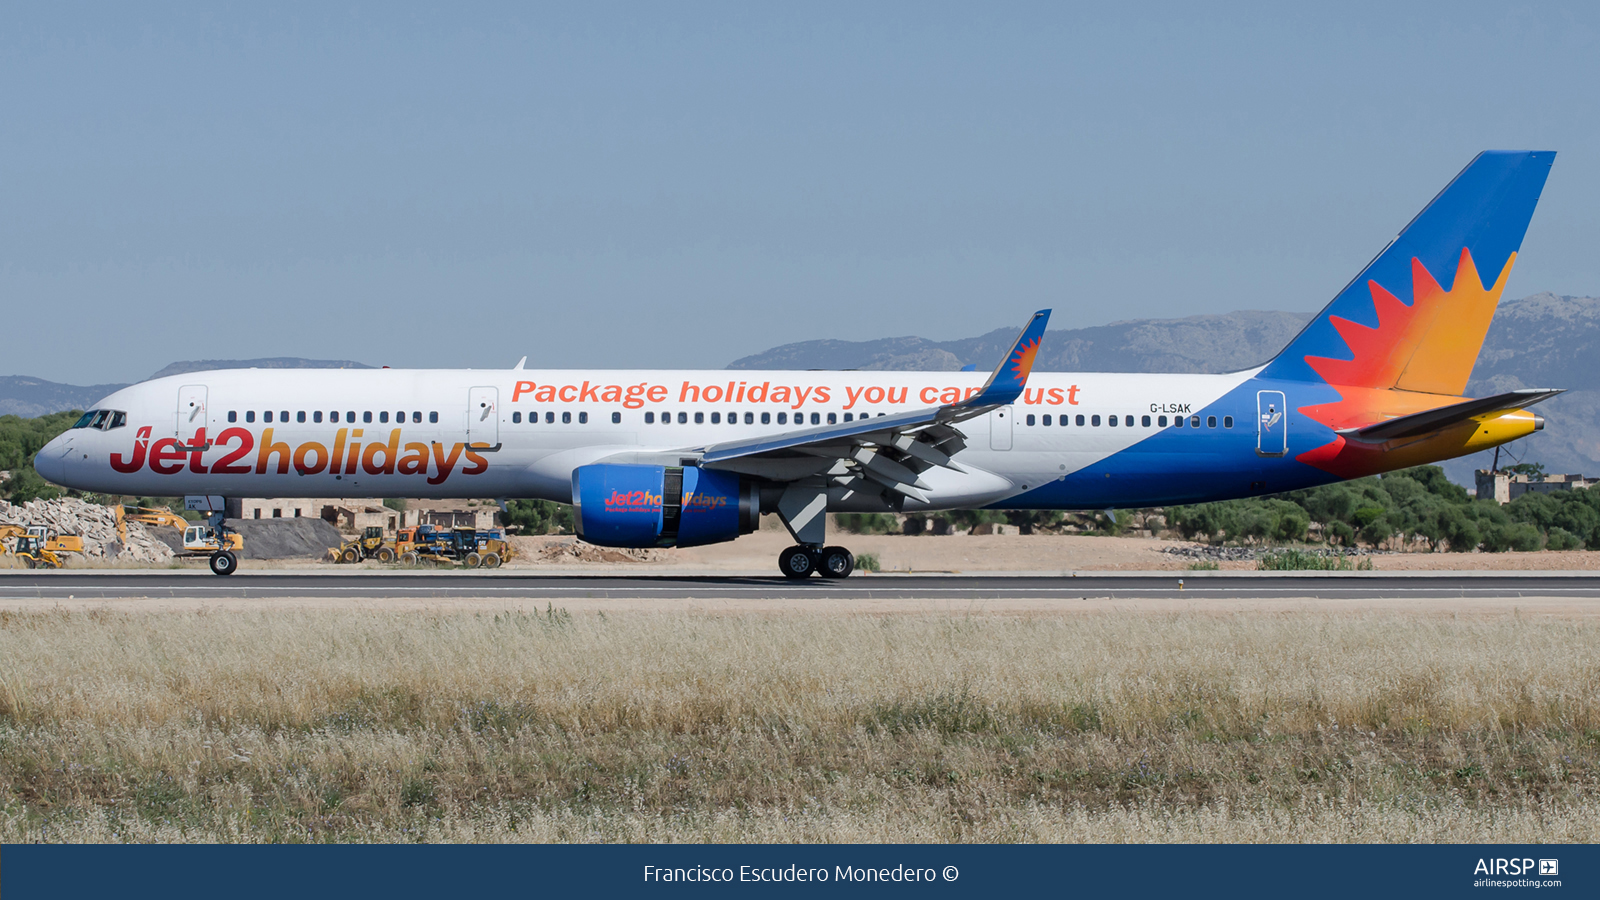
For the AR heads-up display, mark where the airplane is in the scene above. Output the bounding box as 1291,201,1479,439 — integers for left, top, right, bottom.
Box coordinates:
34,150,1561,577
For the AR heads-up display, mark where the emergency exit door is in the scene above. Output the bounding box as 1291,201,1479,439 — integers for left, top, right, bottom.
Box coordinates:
177,385,208,446
1256,390,1287,457
468,386,499,446
989,406,1013,450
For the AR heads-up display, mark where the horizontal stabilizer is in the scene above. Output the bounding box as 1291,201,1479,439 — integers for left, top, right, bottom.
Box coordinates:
1340,388,1563,442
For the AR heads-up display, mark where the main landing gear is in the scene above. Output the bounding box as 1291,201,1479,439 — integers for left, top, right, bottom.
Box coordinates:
208,550,238,576
778,545,855,580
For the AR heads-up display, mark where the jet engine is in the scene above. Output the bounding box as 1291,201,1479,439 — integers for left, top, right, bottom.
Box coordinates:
571,464,759,548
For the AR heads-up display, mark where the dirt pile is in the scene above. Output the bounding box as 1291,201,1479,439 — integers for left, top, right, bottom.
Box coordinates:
0,498,173,563
531,539,665,565
224,517,347,559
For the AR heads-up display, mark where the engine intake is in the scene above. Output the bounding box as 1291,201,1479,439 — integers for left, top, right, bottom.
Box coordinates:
572,464,759,548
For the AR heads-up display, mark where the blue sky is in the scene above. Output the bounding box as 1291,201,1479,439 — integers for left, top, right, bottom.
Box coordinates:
4,2,1598,383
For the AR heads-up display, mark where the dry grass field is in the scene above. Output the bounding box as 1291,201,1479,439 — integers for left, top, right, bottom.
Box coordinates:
2,607,1598,843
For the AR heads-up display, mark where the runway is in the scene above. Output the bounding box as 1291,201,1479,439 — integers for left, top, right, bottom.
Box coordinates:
3,570,1600,602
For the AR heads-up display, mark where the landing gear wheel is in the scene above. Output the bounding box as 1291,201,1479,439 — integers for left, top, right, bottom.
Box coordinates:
375,547,396,563
779,545,816,579
209,550,238,576
817,546,855,578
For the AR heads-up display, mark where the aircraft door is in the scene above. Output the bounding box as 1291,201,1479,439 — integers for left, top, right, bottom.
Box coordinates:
177,385,208,445
468,386,499,446
1256,390,1287,457
989,406,1014,451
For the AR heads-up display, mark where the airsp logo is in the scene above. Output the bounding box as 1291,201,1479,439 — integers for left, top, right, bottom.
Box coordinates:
1474,858,1541,876
1539,859,1559,877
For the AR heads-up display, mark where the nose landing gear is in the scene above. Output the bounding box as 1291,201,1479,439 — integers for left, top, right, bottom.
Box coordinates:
778,545,855,579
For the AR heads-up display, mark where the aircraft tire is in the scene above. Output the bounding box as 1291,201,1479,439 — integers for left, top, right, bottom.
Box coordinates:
209,551,238,576
482,552,501,569
778,546,815,579
817,546,855,579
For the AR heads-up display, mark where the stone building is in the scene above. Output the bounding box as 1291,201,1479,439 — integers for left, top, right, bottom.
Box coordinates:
1474,470,1595,504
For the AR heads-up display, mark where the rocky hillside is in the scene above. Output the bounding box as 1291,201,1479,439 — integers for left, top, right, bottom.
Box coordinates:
0,376,131,418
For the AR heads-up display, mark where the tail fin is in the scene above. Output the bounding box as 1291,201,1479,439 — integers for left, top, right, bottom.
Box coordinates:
1260,151,1554,395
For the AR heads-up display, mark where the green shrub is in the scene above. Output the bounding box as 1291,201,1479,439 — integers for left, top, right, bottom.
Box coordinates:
836,513,900,535
854,552,881,572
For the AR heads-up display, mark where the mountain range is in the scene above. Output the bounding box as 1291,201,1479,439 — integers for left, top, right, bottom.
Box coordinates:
4,296,1594,487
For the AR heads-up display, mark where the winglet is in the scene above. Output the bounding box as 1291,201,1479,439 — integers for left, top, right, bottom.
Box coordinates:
962,309,1050,408
513,356,527,371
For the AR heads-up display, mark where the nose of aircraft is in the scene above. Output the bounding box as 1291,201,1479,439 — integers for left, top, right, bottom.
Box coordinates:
33,434,71,484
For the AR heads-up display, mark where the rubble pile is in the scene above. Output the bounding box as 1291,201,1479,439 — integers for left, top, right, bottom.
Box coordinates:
1162,545,1381,562
0,498,175,563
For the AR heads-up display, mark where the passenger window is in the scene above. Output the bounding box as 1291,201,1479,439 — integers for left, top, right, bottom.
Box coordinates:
1175,416,1184,428
678,412,688,424
513,412,522,424
297,411,306,423
314,411,323,423
246,411,256,423
228,411,237,423
379,412,389,424
1092,415,1101,426
1224,416,1234,428
827,413,837,424
1108,415,1117,427
544,412,554,424
1207,416,1217,428
745,412,754,425
1076,415,1085,426
281,410,289,423
347,412,357,424
579,412,589,424
1158,415,1167,427
778,412,787,424
562,411,572,424
711,412,721,424
1042,415,1051,426
363,411,373,424
1026,414,1035,426
761,412,771,425
694,412,704,424
412,411,421,423
395,411,403,423
611,412,621,424
1191,416,1201,428
811,413,820,425
645,412,655,424
429,411,438,424
843,413,853,422
109,411,127,429
1125,415,1134,427
264,411,273,423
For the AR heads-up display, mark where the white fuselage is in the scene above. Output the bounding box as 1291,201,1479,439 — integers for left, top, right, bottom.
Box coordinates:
37,366,1255,510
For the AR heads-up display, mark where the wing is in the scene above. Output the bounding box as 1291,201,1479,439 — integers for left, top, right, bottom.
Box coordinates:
1340,388,1563,442
693,310,1050,503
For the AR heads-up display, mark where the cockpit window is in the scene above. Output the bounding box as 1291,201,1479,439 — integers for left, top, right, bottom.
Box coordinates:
73,411,98,429
108,411,127,429
89,410,112,429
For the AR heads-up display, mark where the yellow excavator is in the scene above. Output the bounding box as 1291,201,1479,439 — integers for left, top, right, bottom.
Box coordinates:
114,506,242,555
1,524,84,569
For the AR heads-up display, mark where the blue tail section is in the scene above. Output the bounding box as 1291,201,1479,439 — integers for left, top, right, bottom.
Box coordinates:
1259,151,1554,387
965,309,1050,407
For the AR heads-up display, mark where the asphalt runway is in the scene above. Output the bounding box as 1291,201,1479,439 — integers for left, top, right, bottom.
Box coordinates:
3,570,1600,602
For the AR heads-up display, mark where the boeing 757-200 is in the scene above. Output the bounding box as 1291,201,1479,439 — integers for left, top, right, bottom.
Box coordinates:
35,151,1562,576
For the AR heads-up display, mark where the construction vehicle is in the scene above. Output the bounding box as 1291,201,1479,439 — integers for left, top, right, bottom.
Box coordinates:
328,526,395,564
393,525,512,568
2,524,84,569
112,505,241,574
114,505,190,542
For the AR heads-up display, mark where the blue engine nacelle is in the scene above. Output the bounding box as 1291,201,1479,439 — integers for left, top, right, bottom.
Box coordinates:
571,464,760,548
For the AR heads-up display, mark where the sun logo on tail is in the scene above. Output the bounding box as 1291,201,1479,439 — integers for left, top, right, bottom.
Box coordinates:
1008,337,1041,385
